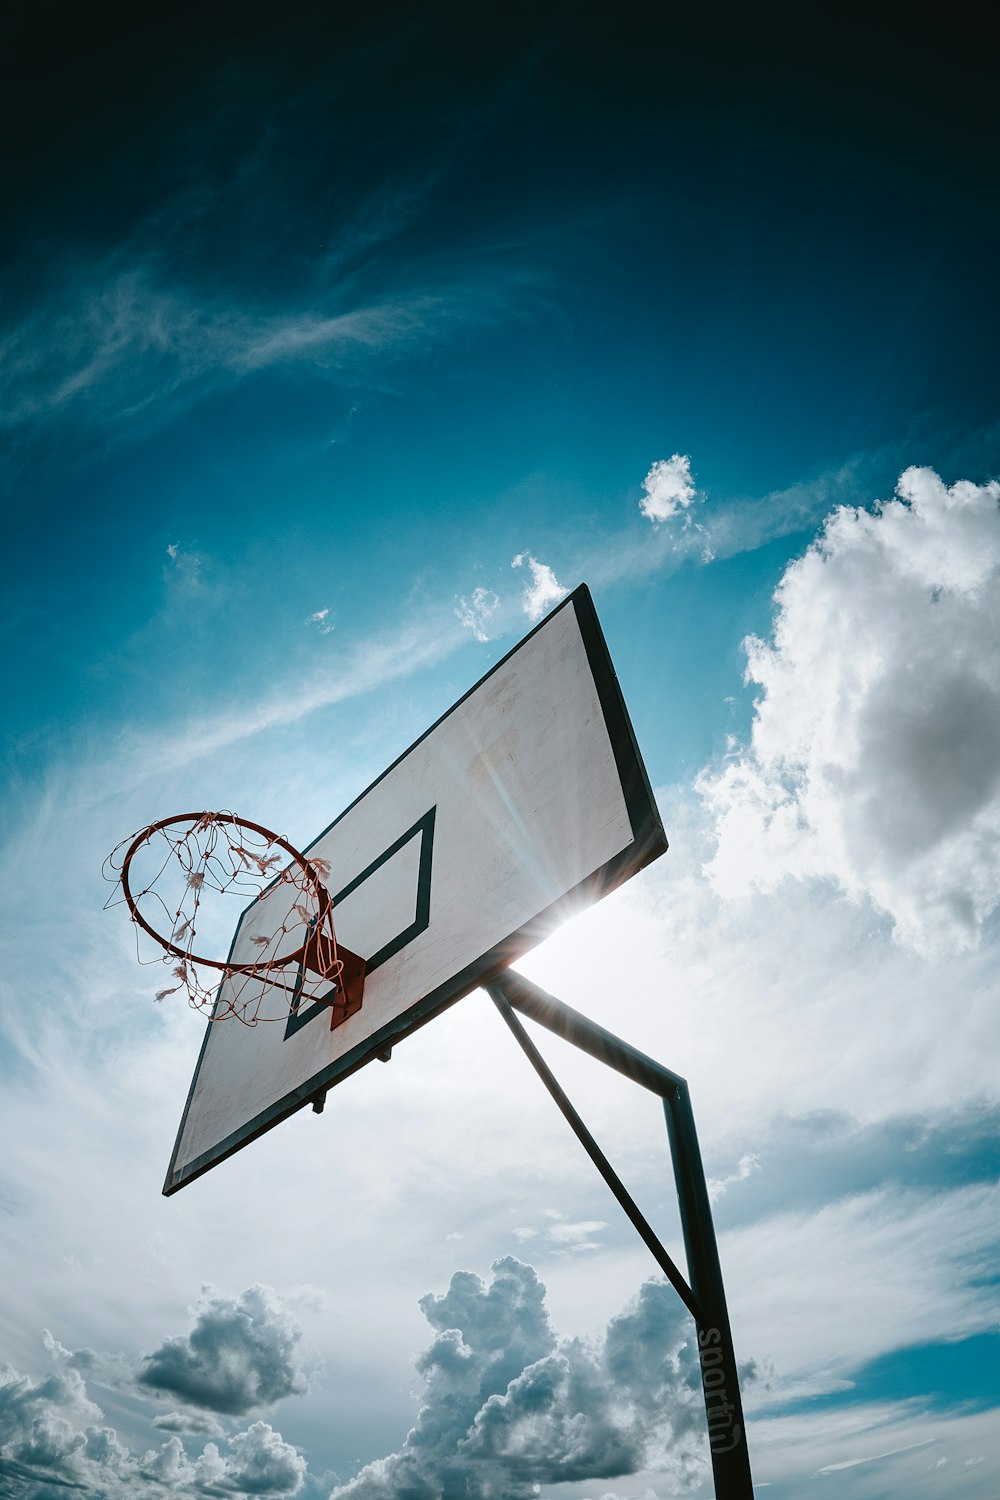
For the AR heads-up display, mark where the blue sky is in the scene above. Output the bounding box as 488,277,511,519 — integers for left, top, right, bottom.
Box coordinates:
1,4,998,1498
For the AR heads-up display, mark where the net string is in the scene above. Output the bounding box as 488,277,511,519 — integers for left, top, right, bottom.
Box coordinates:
104,814,344,1025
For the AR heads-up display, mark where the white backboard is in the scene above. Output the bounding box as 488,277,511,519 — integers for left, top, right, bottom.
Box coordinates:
164,586,667,1193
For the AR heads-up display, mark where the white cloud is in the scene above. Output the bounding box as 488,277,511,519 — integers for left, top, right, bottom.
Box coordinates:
511,553,568,621
510,1213,609,1254
455,587,500,641
331,1260,714,1500
747,1401,1000,1497
698,467,1000,953
545,1219,608,1250
639,455,696,523
706,1152,760,1205
308,607,335,635
817,1437,937,1473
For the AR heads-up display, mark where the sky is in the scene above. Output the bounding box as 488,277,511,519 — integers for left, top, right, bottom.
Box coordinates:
1,3,998,1497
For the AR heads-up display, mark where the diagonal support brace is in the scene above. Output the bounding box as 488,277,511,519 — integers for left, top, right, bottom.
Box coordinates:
486,968,755,1500
486,982,704,1322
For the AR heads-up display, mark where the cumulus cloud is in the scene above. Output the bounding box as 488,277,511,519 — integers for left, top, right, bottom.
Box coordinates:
139,1285,309,1415
139,1423,307,1495
331,1258,714,1499
455,586,500,641
639,455,697,523
511,553,568,621
0,1359,103,1492
0,1340,308,1500
698,467,1000,953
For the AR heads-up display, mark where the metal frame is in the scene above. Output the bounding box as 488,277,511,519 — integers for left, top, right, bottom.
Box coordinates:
486,970,753,1499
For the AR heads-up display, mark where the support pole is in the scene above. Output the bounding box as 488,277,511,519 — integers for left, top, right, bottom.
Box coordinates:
486,969,754,1500
663,1082,753,1490
488,986,703,1322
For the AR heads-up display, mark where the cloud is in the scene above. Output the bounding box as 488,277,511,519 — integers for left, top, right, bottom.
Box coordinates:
698,467,1000,954
331,1259,717,1499
140,1424,307,1497
639,455,697,523
139,1285,309,1416
729,1177,1000,1400
0,246,545,439
164,540,205,591
307,608,334,636
511,554,568,622
0,1338,308,1499
145,1422,308,1495
511,1211,609,1254
455,586,500,641
110,607,465,785
747,1400,1000,1495
153,1411,227,1436
0,1360,102,1489
707,1153,760,1205
816,1437,937,1473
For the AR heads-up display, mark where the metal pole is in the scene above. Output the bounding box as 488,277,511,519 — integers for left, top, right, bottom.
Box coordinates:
663,1082,753,1494
487,968,686,1094
488,985,703,1322
487,969,754,1500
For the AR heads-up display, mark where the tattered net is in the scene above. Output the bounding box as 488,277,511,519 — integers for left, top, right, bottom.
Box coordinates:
104,812,344,1025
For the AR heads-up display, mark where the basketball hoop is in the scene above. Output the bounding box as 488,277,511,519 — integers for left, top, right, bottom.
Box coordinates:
104,812,365,1027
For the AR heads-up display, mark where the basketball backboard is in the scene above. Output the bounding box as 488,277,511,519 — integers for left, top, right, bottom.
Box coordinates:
164,585,667,1194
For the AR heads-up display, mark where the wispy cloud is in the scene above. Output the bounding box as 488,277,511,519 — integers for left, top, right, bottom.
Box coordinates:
307,608,334,636
817,1437,937,1473
747,1401,1000,1494
152,1411,226,1436
455,587,500,641
707,1152,760,1205
0,250,546,439
163,540,205,592
117,605,467,787
512,1211,609,1255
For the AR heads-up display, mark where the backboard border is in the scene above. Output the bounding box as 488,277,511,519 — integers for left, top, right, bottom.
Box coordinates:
163,583,667,1195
